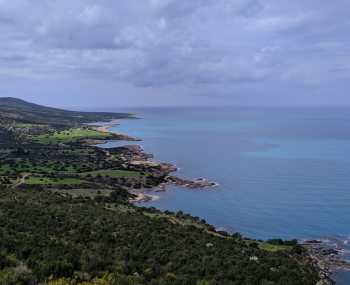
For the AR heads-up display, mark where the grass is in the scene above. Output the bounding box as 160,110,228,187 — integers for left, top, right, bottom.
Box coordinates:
32,128,113,144
81,169,141,178
244,239,293,252
24,176,84,185
259,242,293,252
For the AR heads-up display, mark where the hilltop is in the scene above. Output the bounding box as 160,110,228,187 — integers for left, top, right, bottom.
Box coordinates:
0,97,132,125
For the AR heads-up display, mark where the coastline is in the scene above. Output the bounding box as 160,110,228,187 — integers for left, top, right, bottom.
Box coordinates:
96,125,112,133
129,191,160,203
93,120,218,192
302,239,350,283
94,118,346,285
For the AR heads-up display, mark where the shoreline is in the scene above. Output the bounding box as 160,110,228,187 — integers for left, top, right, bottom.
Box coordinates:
96,125,112,133
94,119,345,285
302,239,350,281
129,192,160,203
93,120,219,192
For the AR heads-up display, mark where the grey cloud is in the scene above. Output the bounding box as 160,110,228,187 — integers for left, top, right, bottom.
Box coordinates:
150,0,213,18
0,54,28,63
0,0,349,102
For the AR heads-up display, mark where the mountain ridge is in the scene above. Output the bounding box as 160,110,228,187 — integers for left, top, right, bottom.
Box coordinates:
0,97,132,125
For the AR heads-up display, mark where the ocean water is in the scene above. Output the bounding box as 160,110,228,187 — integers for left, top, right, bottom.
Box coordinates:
104,107,350,284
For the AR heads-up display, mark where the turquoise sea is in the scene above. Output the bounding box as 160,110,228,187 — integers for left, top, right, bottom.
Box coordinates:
103,107,350,284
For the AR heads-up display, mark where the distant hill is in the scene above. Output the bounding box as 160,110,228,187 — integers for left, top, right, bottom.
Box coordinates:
0,97,131,125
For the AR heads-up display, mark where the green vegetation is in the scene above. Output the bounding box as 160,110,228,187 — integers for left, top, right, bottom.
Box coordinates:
81,169,141,178
32,128,113,144
0,97,131,125
0,98,320,284
0,162,77,175
0,164,12,174
258,242,293,252
244,240,294,253
24,176,84,185
0,188,318,285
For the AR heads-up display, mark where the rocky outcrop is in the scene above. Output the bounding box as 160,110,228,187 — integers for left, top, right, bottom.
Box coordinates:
316,279,335,285
110,133,141,141
166,176,218,189
302,240,350,285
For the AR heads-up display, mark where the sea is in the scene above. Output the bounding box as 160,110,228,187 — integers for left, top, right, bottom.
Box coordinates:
100,106,350,284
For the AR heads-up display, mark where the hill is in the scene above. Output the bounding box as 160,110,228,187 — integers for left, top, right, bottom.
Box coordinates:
0,97,131,125
0,98,323,284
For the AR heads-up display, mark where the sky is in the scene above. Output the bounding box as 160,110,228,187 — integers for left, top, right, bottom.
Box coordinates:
0,0,349,108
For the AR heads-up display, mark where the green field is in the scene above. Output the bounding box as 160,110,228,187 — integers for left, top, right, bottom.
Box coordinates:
81,169,141,178
259,242,293,252
244,239,293,252
32,128,113,144
24,176,84,185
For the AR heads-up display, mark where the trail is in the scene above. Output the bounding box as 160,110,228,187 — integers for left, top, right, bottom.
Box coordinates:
13,173,29,187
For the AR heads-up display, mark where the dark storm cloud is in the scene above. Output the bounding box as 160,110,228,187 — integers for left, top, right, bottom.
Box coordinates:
0,0,349,104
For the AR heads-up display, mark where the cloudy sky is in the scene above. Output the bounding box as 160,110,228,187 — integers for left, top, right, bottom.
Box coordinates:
0,0,349,108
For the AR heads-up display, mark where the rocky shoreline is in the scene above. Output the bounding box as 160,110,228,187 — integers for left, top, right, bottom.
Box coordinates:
165,175,218,188
119,145,349,285
129,192,160,203
94,122,219,193
302,240,350,284
98,121,348,285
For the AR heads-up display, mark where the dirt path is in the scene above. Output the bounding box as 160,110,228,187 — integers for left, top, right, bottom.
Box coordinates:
13,173,29,187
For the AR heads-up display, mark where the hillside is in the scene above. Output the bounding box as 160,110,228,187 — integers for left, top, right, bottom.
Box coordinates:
0,98,322,284
0,97,131,125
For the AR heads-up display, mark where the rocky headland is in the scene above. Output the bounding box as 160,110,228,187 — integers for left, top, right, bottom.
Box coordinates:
302,240,350,284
